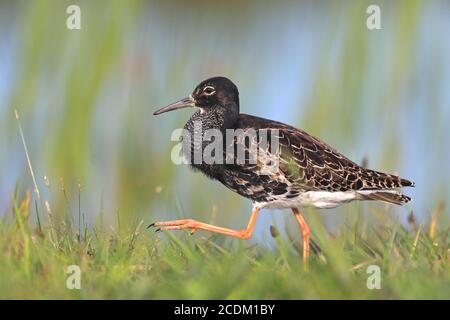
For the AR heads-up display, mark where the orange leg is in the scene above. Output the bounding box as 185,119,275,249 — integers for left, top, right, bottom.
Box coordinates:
149,207,260,240
292,208,310,271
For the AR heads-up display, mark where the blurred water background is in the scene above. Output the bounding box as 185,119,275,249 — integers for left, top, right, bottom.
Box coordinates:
0,0,449,243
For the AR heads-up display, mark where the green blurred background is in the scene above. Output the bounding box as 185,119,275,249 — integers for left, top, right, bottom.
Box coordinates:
1,0,449,242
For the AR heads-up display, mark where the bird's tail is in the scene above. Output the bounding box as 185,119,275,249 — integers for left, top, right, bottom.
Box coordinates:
361,169,415,189
357,190,411,206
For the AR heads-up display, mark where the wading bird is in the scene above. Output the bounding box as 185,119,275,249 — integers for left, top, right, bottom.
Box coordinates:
150,77,414,270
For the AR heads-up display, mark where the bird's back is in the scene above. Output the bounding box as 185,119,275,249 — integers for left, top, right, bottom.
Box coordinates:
217,114,414,208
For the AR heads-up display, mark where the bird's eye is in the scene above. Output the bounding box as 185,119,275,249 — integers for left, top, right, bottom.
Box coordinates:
203,86,215,95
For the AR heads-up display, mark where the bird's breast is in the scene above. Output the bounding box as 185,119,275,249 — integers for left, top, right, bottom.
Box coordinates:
181,112,227,181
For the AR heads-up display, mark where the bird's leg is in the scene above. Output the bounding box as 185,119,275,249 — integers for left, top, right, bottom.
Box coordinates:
149,207,260,240
292,208,310,271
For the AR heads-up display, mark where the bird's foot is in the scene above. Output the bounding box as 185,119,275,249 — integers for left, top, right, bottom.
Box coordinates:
148,219,199,234
147,216,258,240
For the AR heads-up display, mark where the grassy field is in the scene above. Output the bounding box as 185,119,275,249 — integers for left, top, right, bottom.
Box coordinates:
1,189,448,299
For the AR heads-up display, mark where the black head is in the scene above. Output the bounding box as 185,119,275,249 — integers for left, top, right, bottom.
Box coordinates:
153,77,239,116
192,77,239,110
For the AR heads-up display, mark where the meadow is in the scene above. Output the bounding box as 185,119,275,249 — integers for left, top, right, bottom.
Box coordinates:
1,187,448,299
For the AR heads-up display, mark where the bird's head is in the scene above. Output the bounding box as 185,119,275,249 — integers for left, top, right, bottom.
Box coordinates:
153,77,239,116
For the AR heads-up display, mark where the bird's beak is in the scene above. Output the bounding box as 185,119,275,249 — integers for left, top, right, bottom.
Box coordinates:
153,95,195,115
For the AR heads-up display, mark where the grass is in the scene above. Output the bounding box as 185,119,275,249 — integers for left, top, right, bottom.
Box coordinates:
0,188,449,300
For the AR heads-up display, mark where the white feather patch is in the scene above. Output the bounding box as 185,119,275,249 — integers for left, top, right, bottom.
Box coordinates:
255,191,358,209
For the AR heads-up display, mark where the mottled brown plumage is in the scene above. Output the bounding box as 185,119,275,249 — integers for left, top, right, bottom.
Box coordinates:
216,114,414,208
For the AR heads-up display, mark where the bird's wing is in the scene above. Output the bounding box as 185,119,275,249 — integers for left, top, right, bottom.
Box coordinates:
234,114,414,193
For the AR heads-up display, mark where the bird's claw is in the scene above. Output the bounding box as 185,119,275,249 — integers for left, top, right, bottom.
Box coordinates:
147,222,161,233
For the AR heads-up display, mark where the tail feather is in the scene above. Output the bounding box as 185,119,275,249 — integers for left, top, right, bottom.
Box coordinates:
399,178,415,188
362,169,415,189
358,190,411,206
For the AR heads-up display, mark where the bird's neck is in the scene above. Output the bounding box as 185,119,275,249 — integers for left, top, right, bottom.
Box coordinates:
185,104,239,132
182,104,238,178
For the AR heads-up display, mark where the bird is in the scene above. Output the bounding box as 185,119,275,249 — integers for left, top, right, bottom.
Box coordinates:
150,76,414,270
